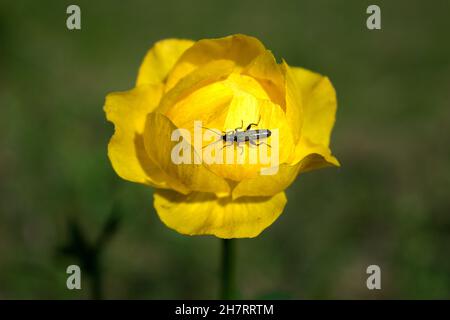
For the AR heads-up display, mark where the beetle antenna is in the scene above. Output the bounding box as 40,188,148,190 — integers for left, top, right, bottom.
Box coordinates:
201,126,222,137
202,138,222,149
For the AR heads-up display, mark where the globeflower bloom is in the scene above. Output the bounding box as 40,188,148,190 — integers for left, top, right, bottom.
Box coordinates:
104,34,339,238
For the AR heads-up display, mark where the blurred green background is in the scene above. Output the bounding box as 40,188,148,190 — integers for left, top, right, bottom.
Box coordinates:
1,0,450,299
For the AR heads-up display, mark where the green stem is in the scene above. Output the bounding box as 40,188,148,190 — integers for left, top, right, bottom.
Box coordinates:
221,239,235,299
91,268,102,300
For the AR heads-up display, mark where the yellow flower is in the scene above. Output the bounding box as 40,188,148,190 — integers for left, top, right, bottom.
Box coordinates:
104,34,339,238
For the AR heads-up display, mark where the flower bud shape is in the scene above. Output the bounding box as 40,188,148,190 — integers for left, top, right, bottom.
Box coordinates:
104,35,339,238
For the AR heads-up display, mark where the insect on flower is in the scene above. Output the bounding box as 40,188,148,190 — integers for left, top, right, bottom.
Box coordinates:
202,116,272,155
104,34,340,238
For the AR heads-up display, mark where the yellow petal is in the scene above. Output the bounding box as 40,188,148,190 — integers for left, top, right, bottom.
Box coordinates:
161,69,295,182
243,50,285,108
165,34,266,92
232,147,338,199
154,190,287,238
144,112,230,196
290,66,337,148
157,59,235,116
164,76,234,131
232,163,300,199
205,96,295,181
136,38,194,86
104,84,170,188
166,72,274,131
291,136,340,168
282,61,304,144
224,73,272,102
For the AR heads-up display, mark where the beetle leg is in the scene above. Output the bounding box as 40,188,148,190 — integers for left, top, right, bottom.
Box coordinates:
245,115,261,131
224,130,235,137
259,141,272,148
221,141,234,150
202,138,223,149
235,120,243,132
238,143,244,156
250,140,271,148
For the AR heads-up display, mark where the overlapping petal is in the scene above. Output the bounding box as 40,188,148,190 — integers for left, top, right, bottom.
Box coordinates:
243,50,286,109
165,34,266,92
104,84,169,188
232,140,339,199
231,64,340,199
205,97,295,181
290,66,337,148
282,61,304,144
157,59,235,115
104,34,340,239
136,38,194,86
164,74,235,131
154,189,287,238
144,112,230,196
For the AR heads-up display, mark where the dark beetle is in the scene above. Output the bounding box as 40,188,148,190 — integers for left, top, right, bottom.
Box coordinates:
203,116,272,152
222,119,271,147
